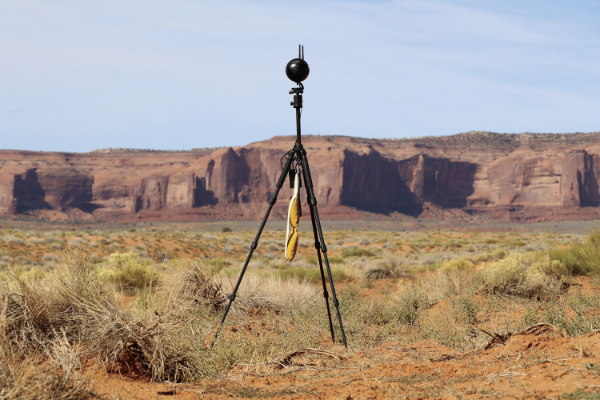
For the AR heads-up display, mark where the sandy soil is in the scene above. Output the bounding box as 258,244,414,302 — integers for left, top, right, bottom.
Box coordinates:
88,331,600,399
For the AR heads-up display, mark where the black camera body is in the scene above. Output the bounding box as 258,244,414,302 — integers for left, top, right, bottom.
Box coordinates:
286,45,309,83
286,58,309,83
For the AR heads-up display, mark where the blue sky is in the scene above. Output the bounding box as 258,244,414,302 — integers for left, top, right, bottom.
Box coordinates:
1,0,598,152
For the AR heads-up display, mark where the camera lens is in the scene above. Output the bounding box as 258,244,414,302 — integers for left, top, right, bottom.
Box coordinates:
286,58,310,83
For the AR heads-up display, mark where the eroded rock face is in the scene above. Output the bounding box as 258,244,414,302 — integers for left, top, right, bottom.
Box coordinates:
2,131,600,221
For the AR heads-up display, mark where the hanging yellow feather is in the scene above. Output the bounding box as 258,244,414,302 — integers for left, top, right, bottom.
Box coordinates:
285,170,301,261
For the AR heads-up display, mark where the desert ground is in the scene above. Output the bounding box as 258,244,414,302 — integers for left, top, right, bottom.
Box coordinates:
1,218,600,399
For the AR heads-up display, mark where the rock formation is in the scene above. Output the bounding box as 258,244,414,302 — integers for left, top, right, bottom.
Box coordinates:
2,131,600,222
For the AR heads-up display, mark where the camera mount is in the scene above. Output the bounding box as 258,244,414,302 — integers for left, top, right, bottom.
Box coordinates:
213,45,348,350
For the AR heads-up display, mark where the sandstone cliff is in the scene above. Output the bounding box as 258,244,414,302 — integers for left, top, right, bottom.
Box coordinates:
2,131,600,222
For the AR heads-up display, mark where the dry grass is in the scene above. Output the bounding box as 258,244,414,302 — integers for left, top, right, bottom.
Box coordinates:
0,290,99,399
1,249,211,383
427,268,481,302
365,257,411,281
219,273,318,315
1,225,600,395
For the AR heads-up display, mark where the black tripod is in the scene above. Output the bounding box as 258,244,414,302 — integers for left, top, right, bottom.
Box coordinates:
212,46,348,349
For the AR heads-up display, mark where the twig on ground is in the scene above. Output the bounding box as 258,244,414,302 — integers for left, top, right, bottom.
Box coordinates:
276,348,345,367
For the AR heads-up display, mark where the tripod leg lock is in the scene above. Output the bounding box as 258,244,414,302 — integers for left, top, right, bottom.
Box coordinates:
333,298,339,307
269,194,277,205
321,244,328,253
314,241,320,250
229,294,236,301
251,241,258,249
308,198,317,205
323,291,329,299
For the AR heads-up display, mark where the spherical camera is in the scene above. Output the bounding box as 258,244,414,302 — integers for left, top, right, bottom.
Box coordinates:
286,58,310,83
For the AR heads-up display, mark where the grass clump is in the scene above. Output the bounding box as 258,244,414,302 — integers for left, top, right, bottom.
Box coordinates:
521,291,600,336
272,266,350,285
365,257,411,281
428,260,480,301
395,284,430,325
0,250,216,382
0,339,99,400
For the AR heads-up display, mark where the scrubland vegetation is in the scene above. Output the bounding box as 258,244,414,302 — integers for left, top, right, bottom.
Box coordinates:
1,225,600,398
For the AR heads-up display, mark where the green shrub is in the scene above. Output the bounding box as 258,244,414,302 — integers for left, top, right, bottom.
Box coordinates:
482,253,564,299
547,231,600,276
440,257,473,272
99,251,158,290
342,247,375,258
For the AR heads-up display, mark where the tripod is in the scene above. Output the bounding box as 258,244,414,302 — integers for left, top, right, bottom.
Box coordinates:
212,57,348,349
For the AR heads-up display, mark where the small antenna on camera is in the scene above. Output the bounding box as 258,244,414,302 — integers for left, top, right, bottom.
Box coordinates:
301,45,304,60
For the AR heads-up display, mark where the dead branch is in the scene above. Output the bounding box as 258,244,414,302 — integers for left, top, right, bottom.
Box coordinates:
276,348,345,367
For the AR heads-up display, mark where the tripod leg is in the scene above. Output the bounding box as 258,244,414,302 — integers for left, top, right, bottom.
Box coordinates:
299,151,348,349
309,208,335,344
211,153,295,346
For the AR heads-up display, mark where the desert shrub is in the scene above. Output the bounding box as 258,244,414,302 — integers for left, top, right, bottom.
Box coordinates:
362,297,401,326
272,265,349,285
546,229,600,276
16,268,48,282
342,247,375,258
427,267,481,301
395,284,430,325
420,307,483,350
365,257,411,281
521,293,600,337
98,251,159,290
482,253,565,299
502,240,527,248
383,241,396,251
491,248,507,261
450,295,480,325
204,258,232,274
68,238,87,248
469,253,490,263
440,257,474,272
42,253,60,263
2,235,25,246
27,237,54,245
